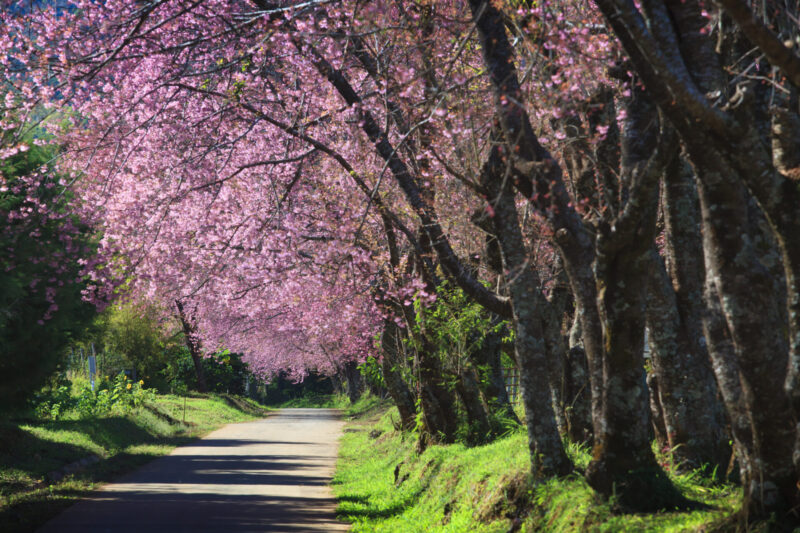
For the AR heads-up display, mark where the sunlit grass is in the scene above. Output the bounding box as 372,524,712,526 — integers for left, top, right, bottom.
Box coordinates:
333,406,742,532
0,392,269,533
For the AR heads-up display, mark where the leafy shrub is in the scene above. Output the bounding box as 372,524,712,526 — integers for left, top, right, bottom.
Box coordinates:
32,372,155,419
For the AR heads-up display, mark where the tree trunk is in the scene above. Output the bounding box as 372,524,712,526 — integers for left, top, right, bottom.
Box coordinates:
565,308,593,445
343,360,362,404
646,372,669,452
329,372,344,396
468,0,680,506
658,157,730,472
645,247,729,472
702,278,753,486
692,153,797,518
470,208,520,427
482,146,572,478
416,341,459,445
400,291,459,445
584,90,685,511
454,366,492,443
564,343,593,445
542,286,569,438
380,319,417,431
175,300,208,393
590,234,674,510
587,0,800,519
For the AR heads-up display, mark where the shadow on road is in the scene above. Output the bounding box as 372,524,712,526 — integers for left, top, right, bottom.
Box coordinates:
36,409,347,532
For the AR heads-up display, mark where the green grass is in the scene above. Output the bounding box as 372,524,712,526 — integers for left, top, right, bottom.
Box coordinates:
0,393,269,533
332,406,742,532
277,392,385,419
276,392,352,409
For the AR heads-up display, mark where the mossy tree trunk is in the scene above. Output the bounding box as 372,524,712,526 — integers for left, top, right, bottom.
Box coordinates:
645,248,728,471
589,0,800,521
481,143,572,478
583,89,684,510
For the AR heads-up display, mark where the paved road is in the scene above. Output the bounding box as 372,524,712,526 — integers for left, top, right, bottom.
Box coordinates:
37,408,348,533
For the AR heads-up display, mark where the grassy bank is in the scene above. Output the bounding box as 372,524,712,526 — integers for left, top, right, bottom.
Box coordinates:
333,405,742,532
0,393,269,532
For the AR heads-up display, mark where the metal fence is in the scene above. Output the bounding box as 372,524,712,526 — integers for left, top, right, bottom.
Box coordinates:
503,366,520,404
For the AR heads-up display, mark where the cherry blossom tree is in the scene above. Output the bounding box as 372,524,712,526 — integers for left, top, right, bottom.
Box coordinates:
8,0,800,524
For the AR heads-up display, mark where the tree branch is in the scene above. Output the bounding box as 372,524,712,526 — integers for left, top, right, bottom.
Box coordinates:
716,0,800,90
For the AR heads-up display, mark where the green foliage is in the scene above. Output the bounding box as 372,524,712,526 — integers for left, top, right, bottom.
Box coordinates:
413,281,504,365
69,302,256,395
31,372,155,420
410,281,512,443
334,406,740,532
98,302,172,385
163,347,249,394
0,138,97,409
258,371,336,405
359,355,384,390
201,350,249,394
275,392,384,418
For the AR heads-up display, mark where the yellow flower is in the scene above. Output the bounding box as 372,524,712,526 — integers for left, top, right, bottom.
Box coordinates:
139,380,144,386
126,383,132,390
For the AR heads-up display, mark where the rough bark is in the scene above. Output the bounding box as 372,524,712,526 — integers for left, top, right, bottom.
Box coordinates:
584,88,686,510
549,261,591,443
646,372,669,451
661,155,729,473
542,259,571,437
564,344,593,445
468,0,601,480
588,0,800,520
482,146,572,477
468,0,682,504
645,247,728,471
702,277,753,486
693,153,797,518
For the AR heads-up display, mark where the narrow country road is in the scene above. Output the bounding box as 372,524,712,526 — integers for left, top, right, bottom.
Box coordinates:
37,408,348,533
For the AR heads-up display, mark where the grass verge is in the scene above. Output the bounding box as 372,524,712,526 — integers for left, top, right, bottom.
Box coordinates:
0,393,269,533
332,405,742,532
